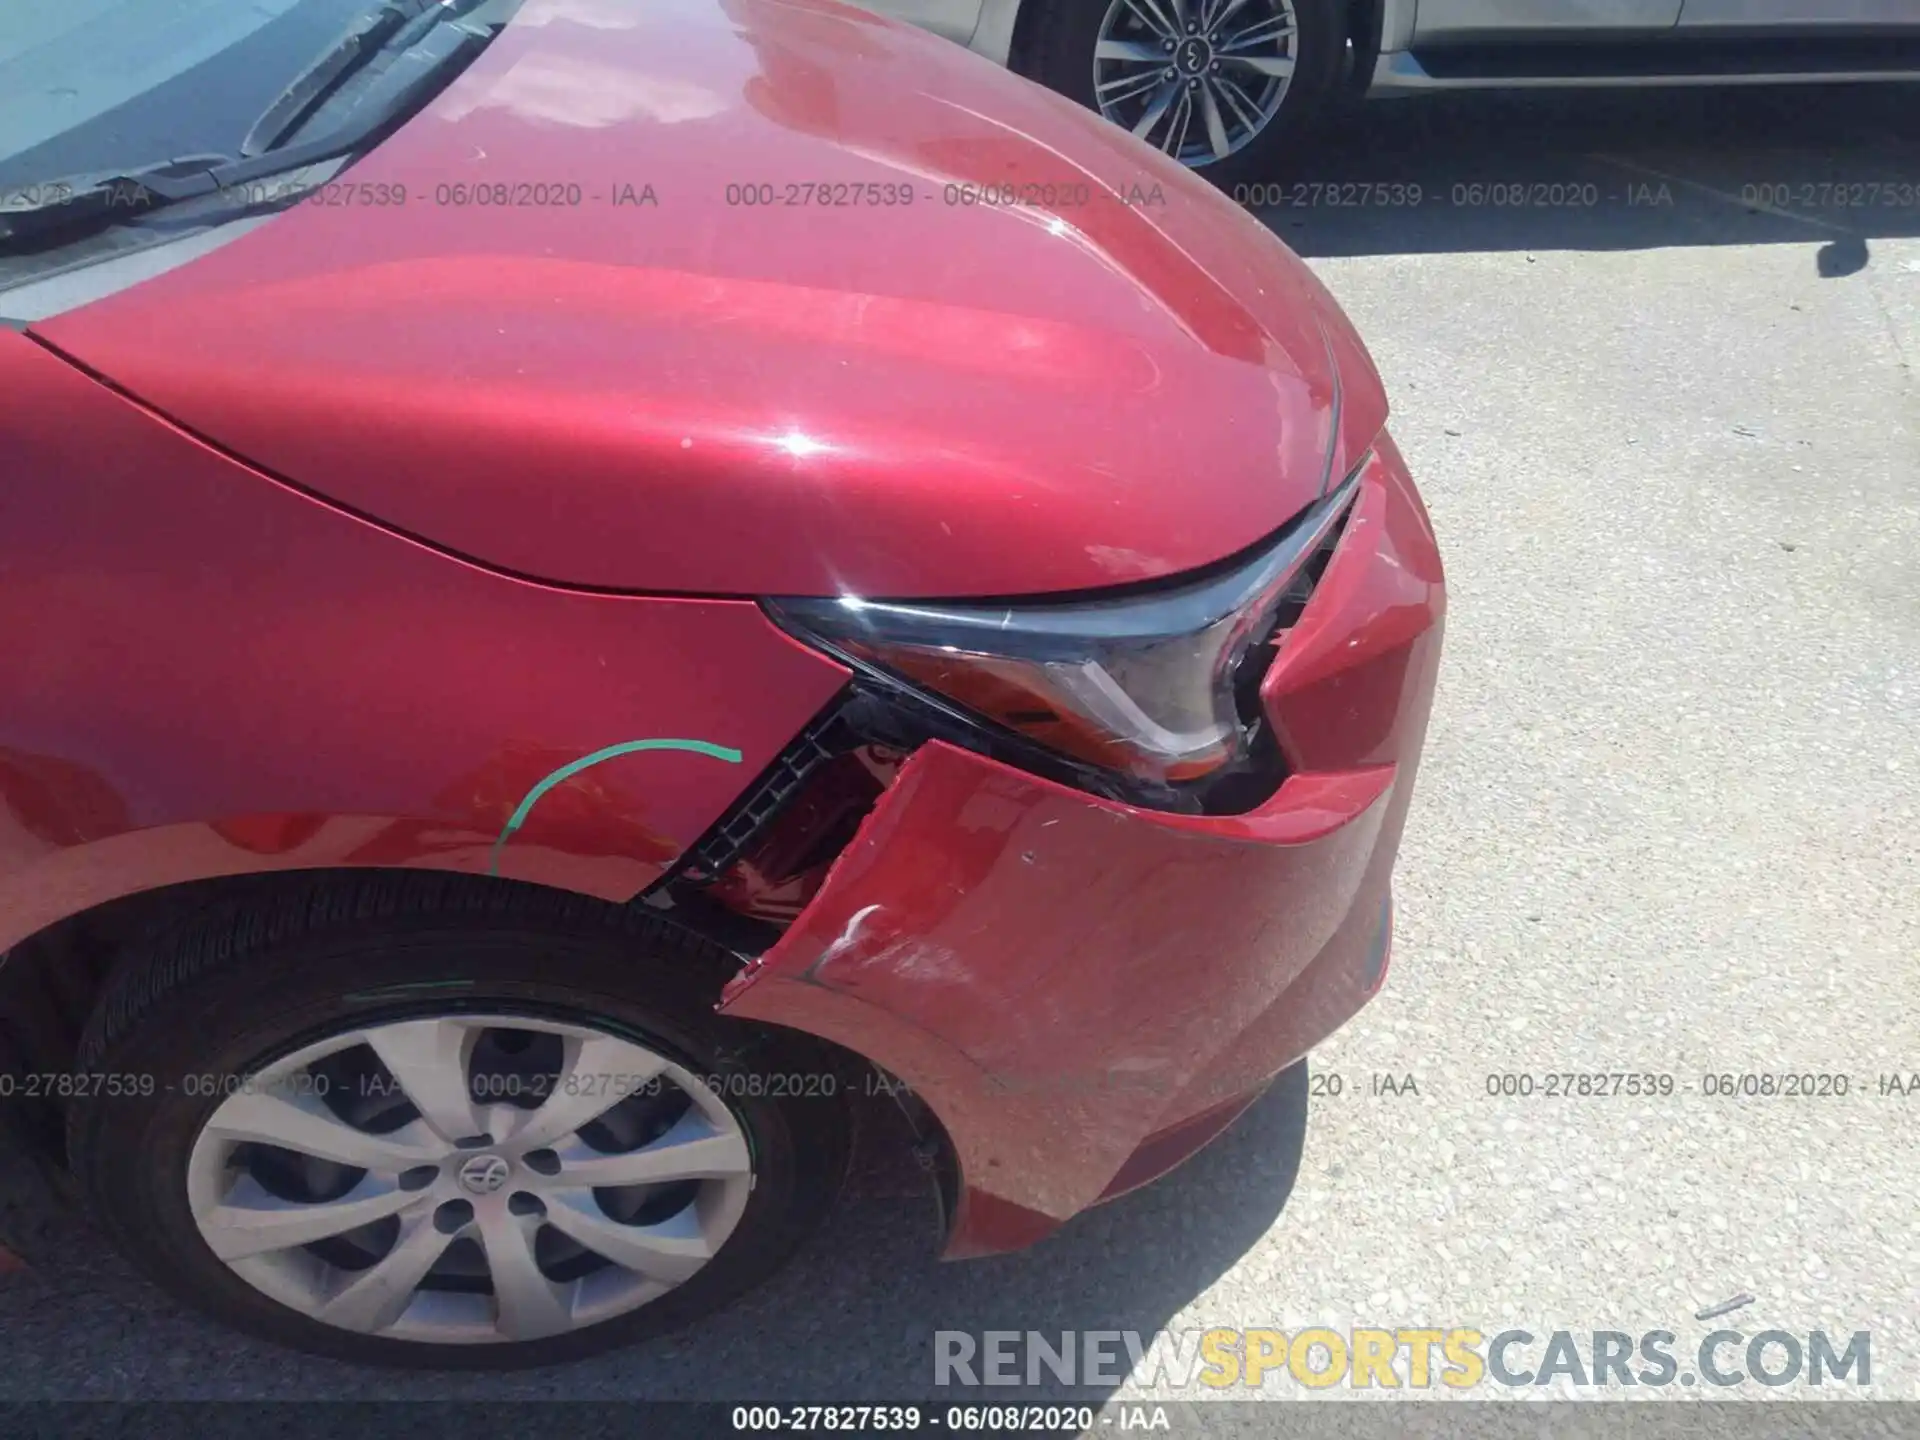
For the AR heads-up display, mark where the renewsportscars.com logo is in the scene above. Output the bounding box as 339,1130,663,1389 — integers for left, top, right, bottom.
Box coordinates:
933,1327,1872,1392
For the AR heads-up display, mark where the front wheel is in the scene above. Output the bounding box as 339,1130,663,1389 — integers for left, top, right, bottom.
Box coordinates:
1024,0,1347,187
65,876,851,1369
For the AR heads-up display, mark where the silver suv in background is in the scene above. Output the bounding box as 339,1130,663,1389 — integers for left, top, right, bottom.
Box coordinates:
854,0,1920,182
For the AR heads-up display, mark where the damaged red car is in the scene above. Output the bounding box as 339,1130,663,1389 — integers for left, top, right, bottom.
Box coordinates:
0,0,1443,1368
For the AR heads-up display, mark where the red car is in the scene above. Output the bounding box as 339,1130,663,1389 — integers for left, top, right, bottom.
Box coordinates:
0,0,1443,1369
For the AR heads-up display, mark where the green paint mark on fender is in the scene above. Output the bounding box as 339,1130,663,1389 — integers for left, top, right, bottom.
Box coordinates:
487,738,743,876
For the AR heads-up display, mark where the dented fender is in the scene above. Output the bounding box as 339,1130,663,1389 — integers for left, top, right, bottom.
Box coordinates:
719,438,1444,1255
719,744,1397,1252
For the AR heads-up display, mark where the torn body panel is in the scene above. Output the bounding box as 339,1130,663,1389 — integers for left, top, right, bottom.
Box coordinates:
720,438,1444,1255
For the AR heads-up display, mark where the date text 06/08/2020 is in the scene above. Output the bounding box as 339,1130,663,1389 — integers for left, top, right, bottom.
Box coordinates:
728,1405,1138,1433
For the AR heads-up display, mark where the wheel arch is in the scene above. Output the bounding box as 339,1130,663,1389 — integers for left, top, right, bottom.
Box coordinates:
0,864,945,1214
0,866,654,1170
1008,0,1380,79
1346,0,1387,92
1000,0,1044,75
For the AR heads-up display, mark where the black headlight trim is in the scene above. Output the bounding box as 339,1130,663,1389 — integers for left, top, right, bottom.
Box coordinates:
745,462,1367,826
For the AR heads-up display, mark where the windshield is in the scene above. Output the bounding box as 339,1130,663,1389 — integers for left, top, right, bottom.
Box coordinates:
0,0,515,298
0,1,385,195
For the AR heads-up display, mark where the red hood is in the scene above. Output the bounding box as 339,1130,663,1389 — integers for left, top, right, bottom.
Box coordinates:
32,0,1387,598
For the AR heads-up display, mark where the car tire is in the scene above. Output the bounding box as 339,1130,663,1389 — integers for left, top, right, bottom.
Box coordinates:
1023,0,1348,188
65,873,852,1370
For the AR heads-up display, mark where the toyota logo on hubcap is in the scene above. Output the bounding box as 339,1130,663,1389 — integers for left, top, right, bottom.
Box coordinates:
458,1154,511,1195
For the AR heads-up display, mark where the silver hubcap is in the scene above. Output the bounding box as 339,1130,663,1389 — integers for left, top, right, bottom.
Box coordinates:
185,1015,752,1345
1093,0,1299,166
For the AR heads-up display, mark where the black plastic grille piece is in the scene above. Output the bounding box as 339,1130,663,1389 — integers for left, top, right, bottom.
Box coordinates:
673,706,853,884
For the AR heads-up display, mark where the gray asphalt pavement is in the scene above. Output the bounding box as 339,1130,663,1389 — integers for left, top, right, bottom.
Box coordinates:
2,83,1916,1422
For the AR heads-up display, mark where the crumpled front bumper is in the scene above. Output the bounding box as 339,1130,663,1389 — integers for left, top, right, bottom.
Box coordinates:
720,434,1445,1257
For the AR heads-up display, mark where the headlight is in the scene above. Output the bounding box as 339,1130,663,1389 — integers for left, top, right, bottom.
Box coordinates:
765,469,1360,792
